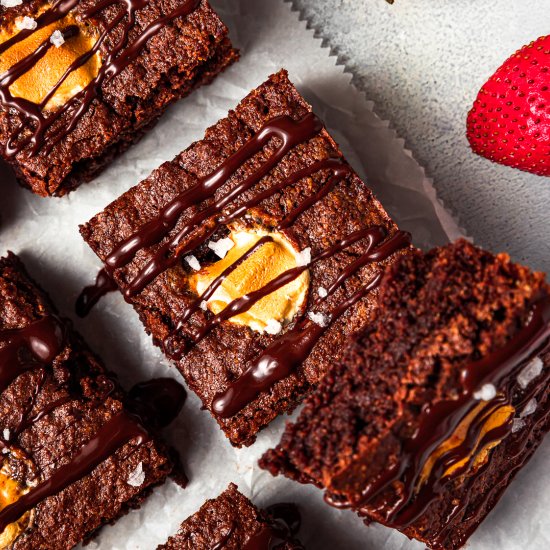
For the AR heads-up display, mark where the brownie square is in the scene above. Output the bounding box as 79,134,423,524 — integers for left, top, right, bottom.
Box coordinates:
0,252,172,549
81,69,412,446
0,0,238,196
157,483,303,550
260,240,550,550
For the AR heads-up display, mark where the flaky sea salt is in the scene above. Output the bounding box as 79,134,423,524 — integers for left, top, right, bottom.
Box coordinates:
473,383,497,401
264,319,282,335
296,247,311,267
249,321,264,333
50,29,65,48
318,286,328,298
2,429,9,441
184,255,201,271
520,398,537,418
1,0,23,7
512,418,526,434
15,16,37,30
517,357,543,390
127,462,145,487
208,238,234,259
199,300,208,311
308,311,330,328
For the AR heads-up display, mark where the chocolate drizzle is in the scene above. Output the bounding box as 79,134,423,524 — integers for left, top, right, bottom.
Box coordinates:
324,297,550,538
212,230,411,418
105,113,325,297
86,112,410,415
0,411,148,533
0,315,165,535
0,316,65,393
75,268,117,318
163,236,275,358
0,0,201,157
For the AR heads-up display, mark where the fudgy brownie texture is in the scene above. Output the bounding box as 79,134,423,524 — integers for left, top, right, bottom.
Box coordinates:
0,0,238,197
81,70,412,447
0,253,172,549
260,239,550,550
157,483,303,549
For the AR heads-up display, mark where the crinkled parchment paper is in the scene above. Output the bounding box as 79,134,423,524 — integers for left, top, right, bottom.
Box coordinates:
0,0,548,549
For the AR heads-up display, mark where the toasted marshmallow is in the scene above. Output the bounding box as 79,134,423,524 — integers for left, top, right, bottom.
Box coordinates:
191,228,309,333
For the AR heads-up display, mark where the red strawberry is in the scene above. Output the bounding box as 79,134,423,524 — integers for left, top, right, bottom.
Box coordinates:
467,35,550,176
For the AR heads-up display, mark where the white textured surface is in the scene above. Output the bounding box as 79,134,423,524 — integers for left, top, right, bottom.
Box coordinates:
294,0,550,273
0,0,548,549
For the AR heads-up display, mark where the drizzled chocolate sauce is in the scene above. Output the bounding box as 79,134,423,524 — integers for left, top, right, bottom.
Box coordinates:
0,0,201,157
75,268,117,318
188,227,390,345
324,297,550,535
85,112,410,416
213,230,411,418
105,113,325,297
0,411,148,533
0,316,65,393
0,316,180,535
164,236,275,358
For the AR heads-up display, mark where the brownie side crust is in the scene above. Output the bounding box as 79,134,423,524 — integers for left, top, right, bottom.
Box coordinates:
81,69,412,447
0,253,172,549
260,239,550,549
0,0,238,196
157,483,302,550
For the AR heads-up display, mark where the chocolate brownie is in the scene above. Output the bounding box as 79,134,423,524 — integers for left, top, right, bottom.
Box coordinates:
0,252,173,549
0,0,238,196
157,483,303,549
260,239,550,550
80,69,413,446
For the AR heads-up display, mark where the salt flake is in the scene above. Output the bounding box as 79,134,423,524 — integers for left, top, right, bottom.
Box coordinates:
208,238,234,259
512,418,526,434
296,247,311,267
199,300,208,311
307,311,330,328
50,30,65,48
184,255,201,271
127,462,145,487
15,16,37,30
249,321,264,333
520,398,537,418
473,383,497,402
1,0,23,7
318,287,328,298
2,429,9,441
265,319,282,335
517,357,543,390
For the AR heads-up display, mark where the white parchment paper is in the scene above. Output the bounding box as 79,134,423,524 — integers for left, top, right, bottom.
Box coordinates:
0,1,548,548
